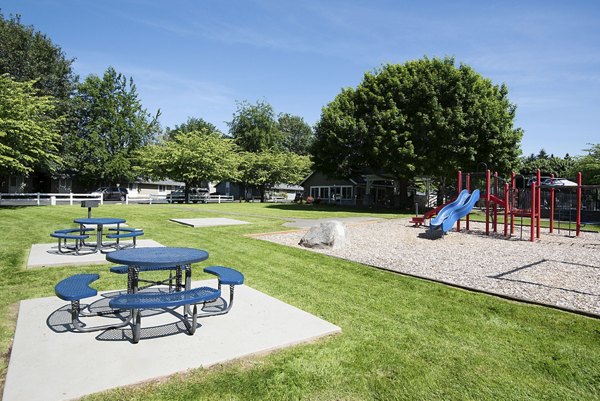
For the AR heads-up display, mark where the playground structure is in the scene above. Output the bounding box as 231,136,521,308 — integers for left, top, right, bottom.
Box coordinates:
413,169,588,241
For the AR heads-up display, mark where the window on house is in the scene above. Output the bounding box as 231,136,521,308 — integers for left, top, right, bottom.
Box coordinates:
158,185,166,192
341,186,353,199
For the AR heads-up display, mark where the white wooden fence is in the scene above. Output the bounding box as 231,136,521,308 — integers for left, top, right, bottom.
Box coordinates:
0,192,235,206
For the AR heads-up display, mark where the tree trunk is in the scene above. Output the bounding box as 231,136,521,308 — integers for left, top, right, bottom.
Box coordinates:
260,185,266,202
184,182,190,204
397,177,409,209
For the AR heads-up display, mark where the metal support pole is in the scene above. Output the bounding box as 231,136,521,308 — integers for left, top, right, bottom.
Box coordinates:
493,172,498,233
531,181,536,242
485,169,490,235
510,172,515,235
576,172,582,236
536,169,541,239
457,170,462,232
504,183,509,237
466,174,471,230
549,174,555,233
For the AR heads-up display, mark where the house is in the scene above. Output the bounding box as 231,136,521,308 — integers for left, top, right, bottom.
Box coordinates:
300,171,397,207
1,172,72,194
126,179,184,198
214,181,303,201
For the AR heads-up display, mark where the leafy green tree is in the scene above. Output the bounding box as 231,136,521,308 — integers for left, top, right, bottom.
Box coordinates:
227,100,282,152
313,57,523,206
165,117,221,140
64,67,160,188
0,12,76,100
277,113,314,155
136,129,239,203
569,144,600,184
519,149,574,178
0,74,62,178
238,151,311,202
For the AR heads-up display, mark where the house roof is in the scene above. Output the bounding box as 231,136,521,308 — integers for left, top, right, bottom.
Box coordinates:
134,178,183,186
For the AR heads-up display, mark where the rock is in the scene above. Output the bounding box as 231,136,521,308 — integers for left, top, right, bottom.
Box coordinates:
299,221,347,249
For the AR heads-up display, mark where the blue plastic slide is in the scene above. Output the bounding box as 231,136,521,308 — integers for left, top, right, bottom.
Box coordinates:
430,189,480,234
429,189,470,227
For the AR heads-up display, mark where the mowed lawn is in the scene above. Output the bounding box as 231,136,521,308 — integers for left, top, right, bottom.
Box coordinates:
0,203,599,400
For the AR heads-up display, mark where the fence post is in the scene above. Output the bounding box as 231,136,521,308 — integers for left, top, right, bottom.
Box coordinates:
70,192,73,205
218,195,221,204
37,193,41,206
149,195,153,205
126,194,129,205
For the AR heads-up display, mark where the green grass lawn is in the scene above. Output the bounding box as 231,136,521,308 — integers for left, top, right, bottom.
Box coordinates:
1,203,599,400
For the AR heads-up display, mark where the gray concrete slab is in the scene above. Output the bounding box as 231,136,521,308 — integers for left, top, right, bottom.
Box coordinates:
27,239,165,268
3,281,340,401
170,217,250,227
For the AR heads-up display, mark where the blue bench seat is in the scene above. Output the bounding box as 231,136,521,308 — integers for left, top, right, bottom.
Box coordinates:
55,273,99,301
109,287,220,309
204,266,245,285
50,232,91,254
105,230,144,250
108,227,143,233
54,273,132,333
109,287,221,343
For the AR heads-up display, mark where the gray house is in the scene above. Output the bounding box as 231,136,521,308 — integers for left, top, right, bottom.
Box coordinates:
300,171,396,207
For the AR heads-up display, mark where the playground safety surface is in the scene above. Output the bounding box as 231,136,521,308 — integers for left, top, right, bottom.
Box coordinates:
257,218,600,317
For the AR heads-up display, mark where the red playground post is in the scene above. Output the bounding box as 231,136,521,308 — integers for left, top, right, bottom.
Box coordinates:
536,169,541,239
549,173,555,233
466,173,471,230
576,172,582,236
485,169,490,235
530,181,536,242
457,170,462,232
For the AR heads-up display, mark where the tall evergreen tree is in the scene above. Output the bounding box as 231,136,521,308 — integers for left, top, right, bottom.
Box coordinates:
64,67,160,188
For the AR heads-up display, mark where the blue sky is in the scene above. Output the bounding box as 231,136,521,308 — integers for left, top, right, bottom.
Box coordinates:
3,0,599,157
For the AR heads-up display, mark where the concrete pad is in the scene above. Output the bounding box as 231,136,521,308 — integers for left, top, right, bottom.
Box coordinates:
27,239,165,268
3,281,340,401
170,217,250,227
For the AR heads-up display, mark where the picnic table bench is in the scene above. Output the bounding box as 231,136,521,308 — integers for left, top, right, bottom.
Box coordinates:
54,274,132,332
54,261,245,343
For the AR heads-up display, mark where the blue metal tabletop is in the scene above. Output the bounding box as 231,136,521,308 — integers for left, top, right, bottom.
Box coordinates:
74,217,126,225
106,247,209,267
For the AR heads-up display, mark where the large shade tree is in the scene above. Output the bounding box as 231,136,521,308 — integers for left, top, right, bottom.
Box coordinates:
0,74,62,178
227,100,282,152
569,144,600,184
519,149,574,178
136,129,239,203
278,113,314,155
0,12,76,101
312,57,523,205
165,117,221,140
64,67,160,188
238,151,311,202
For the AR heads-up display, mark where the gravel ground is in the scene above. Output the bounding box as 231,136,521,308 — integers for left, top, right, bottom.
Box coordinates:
256,219,600,316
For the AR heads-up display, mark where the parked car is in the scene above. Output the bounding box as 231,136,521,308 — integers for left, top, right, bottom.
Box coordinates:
541,178,577,187
167,188,209,204
92,187,128,201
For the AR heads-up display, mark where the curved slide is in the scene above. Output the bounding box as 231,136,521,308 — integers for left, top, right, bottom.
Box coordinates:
429,189,470,226
430,189,480,234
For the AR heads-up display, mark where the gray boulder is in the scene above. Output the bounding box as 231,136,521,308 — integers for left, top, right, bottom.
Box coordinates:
299,221,347,249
